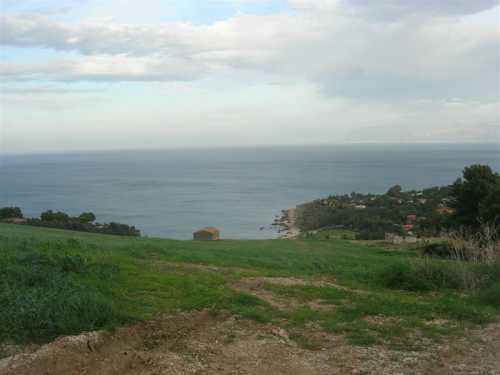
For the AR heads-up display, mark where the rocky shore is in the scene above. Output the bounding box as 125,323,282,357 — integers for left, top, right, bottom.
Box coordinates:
272,208,301,239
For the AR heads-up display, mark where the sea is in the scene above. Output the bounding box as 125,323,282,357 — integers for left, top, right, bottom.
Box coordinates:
1,144,498,240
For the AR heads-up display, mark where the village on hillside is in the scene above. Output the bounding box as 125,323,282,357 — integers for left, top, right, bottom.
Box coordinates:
285,184,457,242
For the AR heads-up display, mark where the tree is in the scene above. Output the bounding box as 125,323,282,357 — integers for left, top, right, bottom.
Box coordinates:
78,212,96,223
0,207,23,219
40,210,70,222
387,185,402,197
450,165,500,228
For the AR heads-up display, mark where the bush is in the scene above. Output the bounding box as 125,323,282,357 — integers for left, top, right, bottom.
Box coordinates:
476,283,500,307
27,210,141,237
356,231,385,240
379,262,434,291
0,250,127,342
0,207,23,219
381,257,500,293
445,223,500,264
40,210,70,222
421,243,455,258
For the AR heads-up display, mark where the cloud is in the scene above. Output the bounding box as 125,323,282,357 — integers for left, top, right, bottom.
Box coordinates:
0,85,99,95
0,55,203,82
344,0,500,17
0,1,498,101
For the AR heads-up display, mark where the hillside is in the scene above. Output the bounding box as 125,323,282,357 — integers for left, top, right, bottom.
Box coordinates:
1,224,499,374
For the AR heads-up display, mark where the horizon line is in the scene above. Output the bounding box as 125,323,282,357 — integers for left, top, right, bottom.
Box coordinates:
1,141,499,157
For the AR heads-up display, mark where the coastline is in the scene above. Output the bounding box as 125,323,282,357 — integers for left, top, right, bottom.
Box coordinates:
280,208,301,239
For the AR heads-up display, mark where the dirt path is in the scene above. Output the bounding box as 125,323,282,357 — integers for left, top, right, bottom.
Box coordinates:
424,322,500,375
1,310,499,375
232,276,355,310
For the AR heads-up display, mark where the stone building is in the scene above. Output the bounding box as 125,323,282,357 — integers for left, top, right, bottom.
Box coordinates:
193,227,220,241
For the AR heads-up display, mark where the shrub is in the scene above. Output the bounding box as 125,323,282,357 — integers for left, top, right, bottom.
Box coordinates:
421,243,454,258
0,250,126,342
356,231,385,240
0,207,23,219
379,262,434,291
27,210,141,237
40,210,70,222
476,283,500,307
381,257,500,293
445,222,500,264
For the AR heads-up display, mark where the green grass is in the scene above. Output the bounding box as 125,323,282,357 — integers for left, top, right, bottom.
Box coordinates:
0,223,499,352
299,228,356,240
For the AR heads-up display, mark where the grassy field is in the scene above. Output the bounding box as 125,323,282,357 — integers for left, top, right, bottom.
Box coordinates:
1,223,499,356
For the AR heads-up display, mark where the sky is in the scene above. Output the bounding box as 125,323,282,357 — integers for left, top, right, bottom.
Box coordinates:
0,0,499,153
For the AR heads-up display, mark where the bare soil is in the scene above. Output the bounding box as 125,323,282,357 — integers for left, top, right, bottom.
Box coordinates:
1,310,499,375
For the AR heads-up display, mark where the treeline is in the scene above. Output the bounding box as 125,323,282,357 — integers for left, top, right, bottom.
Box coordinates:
295,164,500,239
0,208,140,237
0,207,24,219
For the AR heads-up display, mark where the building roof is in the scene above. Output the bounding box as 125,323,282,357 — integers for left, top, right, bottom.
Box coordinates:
195,227,220,234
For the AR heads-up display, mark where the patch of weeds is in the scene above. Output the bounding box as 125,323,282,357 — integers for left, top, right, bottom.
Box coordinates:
0,249,128,343
380,257,500,294
379,262,434,291
265,284,349,304
346,332,379,346
436,297,494,324
228,292,263,307
208,290,279,323
225,292,278,323
475,283,500,307
288,331,321,350
288,306,319,327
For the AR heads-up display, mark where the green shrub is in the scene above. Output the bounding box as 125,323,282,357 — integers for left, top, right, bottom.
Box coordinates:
379,262,434,291
1,277,121,341
380,258,500,293
0,207,24,219
476,283,500,307
0,250,127,343
421,243,454,258
355,231,385,240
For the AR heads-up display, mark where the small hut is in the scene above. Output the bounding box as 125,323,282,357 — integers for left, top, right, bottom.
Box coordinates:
193,227,220,241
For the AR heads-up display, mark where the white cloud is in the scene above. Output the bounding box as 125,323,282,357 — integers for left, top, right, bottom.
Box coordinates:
0,55,203,82
344,0,500,17
0,0,498,150
0,3,498,101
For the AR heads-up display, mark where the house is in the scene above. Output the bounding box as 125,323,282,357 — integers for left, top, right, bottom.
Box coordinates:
386,232,420,244
320,199,329,206
405,236,418,243
2,217,26,225
436,207,455,215
193,227,220,241
402,224,414,231
406,214,417,222
385,233,404,244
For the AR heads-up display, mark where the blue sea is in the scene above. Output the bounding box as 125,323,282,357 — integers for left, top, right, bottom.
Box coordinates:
1,144,498,239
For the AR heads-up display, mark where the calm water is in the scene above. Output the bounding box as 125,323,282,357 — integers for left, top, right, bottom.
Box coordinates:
1,144,498,239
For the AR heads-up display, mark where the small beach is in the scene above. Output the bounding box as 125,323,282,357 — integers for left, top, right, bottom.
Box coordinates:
281,208,301,239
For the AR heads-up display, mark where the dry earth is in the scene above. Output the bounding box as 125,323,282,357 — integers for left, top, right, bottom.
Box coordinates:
1,273,499,375
1,311,499,375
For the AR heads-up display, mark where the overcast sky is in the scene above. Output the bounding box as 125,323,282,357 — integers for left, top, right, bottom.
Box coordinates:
0,0,499,153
